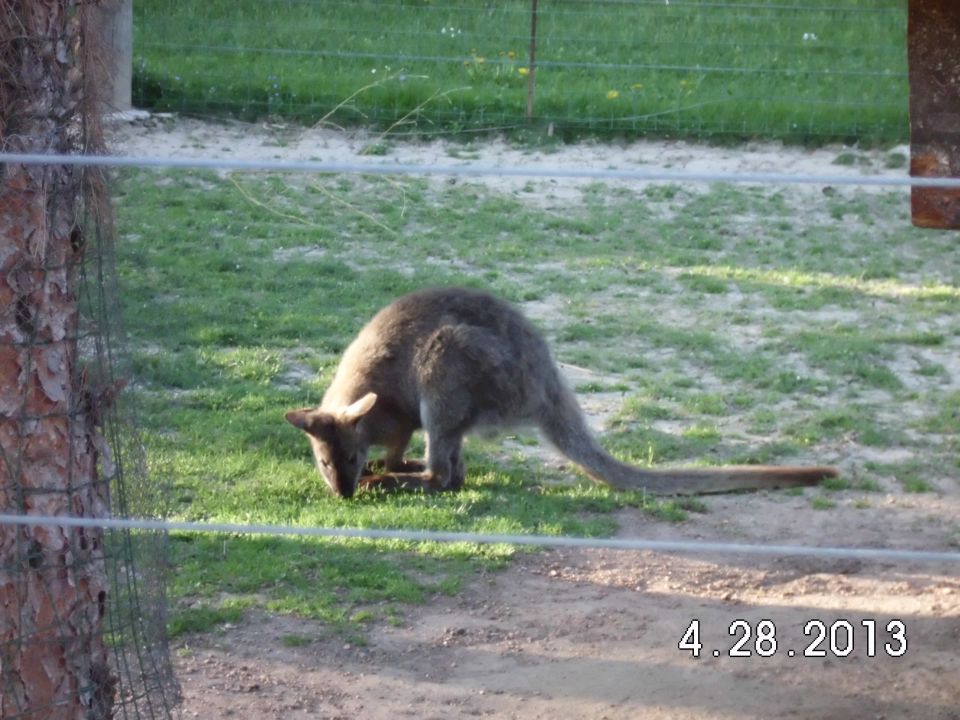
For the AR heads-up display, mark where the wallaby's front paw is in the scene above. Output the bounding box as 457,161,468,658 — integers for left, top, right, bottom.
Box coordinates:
363,458,427,476
358,473,426,493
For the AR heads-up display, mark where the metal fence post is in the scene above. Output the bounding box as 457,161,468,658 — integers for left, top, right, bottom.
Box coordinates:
93,0,133,113
526,0,538,122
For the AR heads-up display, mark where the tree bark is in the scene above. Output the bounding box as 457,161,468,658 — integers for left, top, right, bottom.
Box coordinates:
909,0,960,228
1,2,116,718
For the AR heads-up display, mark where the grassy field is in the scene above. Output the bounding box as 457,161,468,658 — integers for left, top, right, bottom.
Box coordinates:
111,140,959,640
133,0,908,143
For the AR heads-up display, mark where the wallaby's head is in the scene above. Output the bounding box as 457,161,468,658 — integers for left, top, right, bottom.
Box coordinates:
284,392,377,499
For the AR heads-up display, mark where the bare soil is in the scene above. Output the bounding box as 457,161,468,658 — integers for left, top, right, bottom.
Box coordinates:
110,117,959,719
173,546,959,720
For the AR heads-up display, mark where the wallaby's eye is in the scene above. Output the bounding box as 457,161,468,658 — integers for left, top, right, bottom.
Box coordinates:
320,459,331,469
347,453,357,465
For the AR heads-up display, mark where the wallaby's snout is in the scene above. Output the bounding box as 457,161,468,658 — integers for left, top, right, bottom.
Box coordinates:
327,457,359,499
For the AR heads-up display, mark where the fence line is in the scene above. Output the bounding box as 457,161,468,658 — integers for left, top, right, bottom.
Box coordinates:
246,0,904,15
133,0,907,141
3,152,957,189
134,43,906,79
0,514,957,564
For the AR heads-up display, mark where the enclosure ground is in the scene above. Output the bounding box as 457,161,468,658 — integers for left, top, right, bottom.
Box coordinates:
108,117,958,719
172,545,958,720
170,498,960,719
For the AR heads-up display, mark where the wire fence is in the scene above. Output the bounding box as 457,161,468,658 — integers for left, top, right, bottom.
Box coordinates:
7,150,960,187
1,514,958,564
0,165,180,720
132,0,908,143
1,4,179,719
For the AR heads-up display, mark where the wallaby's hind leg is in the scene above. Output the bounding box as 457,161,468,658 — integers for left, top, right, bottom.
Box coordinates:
383,434,416,472
359,431,430,492
363,430,424,475
413,322,523,491
361,426,463,493
447,443,466,490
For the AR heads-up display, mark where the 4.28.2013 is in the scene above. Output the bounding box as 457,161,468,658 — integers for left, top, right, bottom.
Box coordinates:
678,617,907,659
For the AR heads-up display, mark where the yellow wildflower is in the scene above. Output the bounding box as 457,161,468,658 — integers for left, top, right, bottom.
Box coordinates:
606,89,620,100
518,67,529,76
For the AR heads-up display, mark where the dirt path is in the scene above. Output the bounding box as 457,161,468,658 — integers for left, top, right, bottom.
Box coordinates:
109,117,959,719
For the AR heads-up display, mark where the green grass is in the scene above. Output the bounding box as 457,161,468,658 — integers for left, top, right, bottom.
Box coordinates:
112,163,960,639
133,0,907,143
281,634,312,648
863,461,935,494
168,599,248,638
811,496,836,510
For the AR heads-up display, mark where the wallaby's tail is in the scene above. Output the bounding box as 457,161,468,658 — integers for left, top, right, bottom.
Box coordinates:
538,383,837,495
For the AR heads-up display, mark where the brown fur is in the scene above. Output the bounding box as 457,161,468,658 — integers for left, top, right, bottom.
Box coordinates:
286,288,837,498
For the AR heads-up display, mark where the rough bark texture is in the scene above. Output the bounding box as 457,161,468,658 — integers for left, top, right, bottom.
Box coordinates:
1,2,116,718
909,0,960,229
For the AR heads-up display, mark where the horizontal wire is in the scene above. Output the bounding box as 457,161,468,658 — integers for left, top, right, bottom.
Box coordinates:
2,152,955,188
0,514,957,564
134,43,904,77
250,0,904,15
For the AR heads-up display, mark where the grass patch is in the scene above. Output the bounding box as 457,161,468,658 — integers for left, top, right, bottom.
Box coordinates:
132,0,907,144
281,634,313,648
863,461,936,494
785,408,893,447
169,601,248,639
820,476,852,492
811,496,836,511
785,327,902,391
922,392,960,435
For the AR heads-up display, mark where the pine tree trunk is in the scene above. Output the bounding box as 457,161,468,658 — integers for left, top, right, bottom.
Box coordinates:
1,2,116,718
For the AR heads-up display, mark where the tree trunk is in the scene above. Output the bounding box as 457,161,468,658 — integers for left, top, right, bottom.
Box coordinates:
1,2,116,718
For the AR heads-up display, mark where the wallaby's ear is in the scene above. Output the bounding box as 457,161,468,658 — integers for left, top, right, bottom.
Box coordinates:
284,408,315,431
341,392,377,425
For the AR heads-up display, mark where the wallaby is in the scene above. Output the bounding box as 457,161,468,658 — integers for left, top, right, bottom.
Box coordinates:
285,287,837,498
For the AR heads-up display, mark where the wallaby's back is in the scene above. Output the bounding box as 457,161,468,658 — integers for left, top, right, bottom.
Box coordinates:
323,287,550,410
319,287,837,494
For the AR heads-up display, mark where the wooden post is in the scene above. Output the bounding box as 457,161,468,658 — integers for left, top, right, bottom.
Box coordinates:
908,0,960,228
526,0,539,122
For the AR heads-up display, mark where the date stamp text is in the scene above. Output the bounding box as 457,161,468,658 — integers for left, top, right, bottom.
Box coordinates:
678,618,907,659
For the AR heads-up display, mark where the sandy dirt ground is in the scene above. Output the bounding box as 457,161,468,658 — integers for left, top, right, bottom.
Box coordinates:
109,117,959,720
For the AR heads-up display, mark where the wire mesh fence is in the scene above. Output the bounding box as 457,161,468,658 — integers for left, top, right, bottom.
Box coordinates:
73,251,181,720
1,2,179,718
73,185,181,720
0,171,180,720
132,0,908,143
